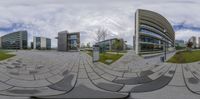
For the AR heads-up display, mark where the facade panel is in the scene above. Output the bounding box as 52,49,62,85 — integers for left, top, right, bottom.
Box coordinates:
134,9,175,55
33,37,51,50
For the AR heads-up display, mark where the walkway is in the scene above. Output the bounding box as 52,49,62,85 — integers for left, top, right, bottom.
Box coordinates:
0,50,199,99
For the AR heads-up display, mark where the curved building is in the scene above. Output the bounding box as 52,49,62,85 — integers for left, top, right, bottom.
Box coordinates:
134,9,175,55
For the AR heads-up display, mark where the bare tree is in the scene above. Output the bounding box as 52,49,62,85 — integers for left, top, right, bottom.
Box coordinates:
95,27,108,43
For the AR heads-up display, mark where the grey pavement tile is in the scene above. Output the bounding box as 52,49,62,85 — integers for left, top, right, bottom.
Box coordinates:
48,73,77,91
88,72,101,80
123,72,138,78
101,73,117,81
46,74,64,84
113,76,140,85
35,79,128,99
93,78,124,92
130,86,200,99
132,75,172,92
183,65,200,92
78,69,88,79
6,78,51,87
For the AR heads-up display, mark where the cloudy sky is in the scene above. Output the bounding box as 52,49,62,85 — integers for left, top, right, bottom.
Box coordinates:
0,0,199,47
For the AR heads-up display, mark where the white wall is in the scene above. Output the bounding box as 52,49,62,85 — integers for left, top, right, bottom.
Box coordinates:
41,37,47,49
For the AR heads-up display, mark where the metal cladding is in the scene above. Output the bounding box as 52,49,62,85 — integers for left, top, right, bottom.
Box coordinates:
134,9,175,55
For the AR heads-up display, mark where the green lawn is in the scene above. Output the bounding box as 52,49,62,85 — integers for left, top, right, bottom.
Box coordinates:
167,50,200,63
86,51,123,65
0,50,15,61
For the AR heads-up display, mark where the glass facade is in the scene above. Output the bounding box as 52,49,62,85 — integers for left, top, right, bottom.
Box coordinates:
1,31,28,49
67,33,80,51
135,9,175,55
36,37,41,49
46,38,51,49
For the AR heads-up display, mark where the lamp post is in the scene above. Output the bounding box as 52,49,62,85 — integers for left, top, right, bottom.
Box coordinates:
164,29,167,60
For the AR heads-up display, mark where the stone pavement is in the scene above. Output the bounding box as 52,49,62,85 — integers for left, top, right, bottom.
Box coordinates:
0,50,199,99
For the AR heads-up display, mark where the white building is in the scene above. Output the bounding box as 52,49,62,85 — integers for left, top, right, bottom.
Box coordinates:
33,37,51,50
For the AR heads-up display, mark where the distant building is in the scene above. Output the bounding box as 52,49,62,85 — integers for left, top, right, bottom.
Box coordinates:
96,38,125,51
33,37,51,50
188,36,197,48
175,40,186,47
57,31,80,51
1,31,28,49
199,37,200,48
30,42,33,49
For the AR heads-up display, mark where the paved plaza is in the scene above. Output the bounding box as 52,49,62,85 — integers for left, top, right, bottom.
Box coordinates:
0,50,199,99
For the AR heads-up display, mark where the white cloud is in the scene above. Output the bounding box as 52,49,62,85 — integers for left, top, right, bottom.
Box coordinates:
0,0,199,47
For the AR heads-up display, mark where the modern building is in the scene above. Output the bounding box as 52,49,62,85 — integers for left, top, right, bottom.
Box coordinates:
1,31,28,49
134,9,175,55
188,36,197,48
175,40,186,47
96,38,125,51
57,31,80,51
33,37,51,50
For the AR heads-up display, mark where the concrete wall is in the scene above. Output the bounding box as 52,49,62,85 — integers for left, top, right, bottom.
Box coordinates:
58,31,68,51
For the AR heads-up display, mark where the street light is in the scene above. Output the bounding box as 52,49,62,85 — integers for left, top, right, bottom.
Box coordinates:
164,29,167,60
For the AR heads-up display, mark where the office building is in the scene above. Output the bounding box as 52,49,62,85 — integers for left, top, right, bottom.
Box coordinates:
1,31,28,49
57,31,80,51
134,9,175,55
33,37,51,50
175,40,186,47
188,36,197,48
96,38,125,51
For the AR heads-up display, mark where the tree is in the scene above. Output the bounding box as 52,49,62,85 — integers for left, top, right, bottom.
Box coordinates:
81,43,86,48
187,41,193,51
112,39,123,54
95,27,108,43
86,42,91,48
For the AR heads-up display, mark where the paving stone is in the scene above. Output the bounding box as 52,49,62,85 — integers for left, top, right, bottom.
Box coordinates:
48,73,77,91
92,66,105,75
35,72,54,80
35,79,128,99
183,65,200,92
46,74,64,84
123,72,138,78
0,81,13,91
92,78,124,92
78,69,88,79
113,76,140,85
148,64,171,80
88,72,101,80
132,75,172,92
6,79,51,87
101,73,117,81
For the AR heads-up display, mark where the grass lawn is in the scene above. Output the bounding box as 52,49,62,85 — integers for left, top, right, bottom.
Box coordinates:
86,51,123,65
167,50,200,63
0,50,15,61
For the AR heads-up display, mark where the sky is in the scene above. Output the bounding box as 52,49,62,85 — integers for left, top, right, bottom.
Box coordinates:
0,0,200,47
